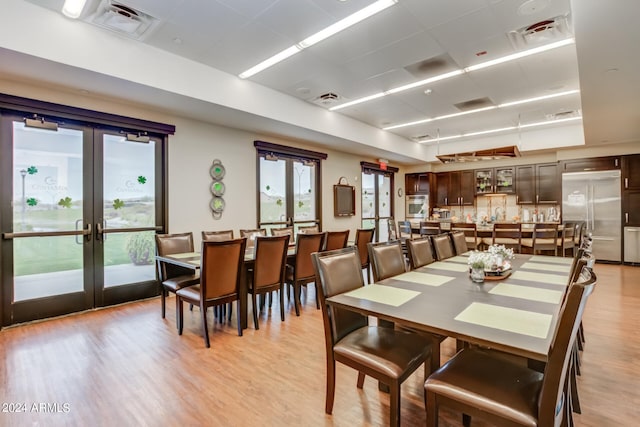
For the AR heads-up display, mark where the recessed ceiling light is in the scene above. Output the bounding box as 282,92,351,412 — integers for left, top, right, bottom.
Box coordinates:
424,89,433,95
296,87,311,95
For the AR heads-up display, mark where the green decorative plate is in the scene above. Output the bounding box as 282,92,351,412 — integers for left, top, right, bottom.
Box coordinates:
210,180,225,196
210,160,225,180
210,196,225,213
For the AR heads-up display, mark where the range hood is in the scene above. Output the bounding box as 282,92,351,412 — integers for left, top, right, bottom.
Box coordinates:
436,146,520,164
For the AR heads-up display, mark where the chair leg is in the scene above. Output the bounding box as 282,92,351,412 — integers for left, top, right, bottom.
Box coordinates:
426,391,438,427
357,372,365,389
177,297,184,335
462,413,471,427
315,285,320,309
430,337,441,373
201,303,210,348
325,358,336,414
294,283,301,316
161,288,167,318
236,300,243,337
227,302,233,322
251,291,259,330
389,382,401,427
279,286,285,321
570,354,581,414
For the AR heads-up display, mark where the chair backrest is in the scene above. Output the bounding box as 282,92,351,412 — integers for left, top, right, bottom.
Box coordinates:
406,236,435,269
450,231,468,255
298,224,320,234
239,228,267,247
419,221,441,236
574,222,586,245
560,222,575,247
354,228,375,268
368,240,405,282
533,223,559,250
271,227,294,239
386,218,398,240
324,230,350,251
538,270,596,426
293,232,325,281
200,238,247,300
311,246,368,344
202,230,234,241
451,222,477,248
397,221,413,239
432,233,455,260
155,232,195,280
492,222,522,252
252,235,290,290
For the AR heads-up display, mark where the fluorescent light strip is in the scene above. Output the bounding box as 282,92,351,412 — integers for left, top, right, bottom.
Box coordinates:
327,92,386,110
418,116,582,143
239,0,398,79
331,38,575,111
384,89,580,130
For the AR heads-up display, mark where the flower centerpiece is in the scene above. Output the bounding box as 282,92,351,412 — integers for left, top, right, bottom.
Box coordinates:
467,245,514,282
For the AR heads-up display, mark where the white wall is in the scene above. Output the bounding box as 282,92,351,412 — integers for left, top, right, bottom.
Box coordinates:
0,79,401,245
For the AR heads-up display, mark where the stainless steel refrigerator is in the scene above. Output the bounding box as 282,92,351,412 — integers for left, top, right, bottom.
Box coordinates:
562,170,621,262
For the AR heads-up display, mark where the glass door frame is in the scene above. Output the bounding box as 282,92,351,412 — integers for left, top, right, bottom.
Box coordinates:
0,93,173,327
360,162,397,242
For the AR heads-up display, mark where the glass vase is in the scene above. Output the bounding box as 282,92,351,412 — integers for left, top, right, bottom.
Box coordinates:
470,267,485,283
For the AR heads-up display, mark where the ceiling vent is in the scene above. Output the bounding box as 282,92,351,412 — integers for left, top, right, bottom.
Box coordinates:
436,146,521,164
88,1,160,40
404,54,458,79
546,109,580,120
454,97,495,112
310,92,343,107
509,15,572,48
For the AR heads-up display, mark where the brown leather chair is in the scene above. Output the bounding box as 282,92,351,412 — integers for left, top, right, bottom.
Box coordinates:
432,233,455,260
354,228,375,283
298,224,320,234
311,246,433,427
559,222,576,257
285,232,324,316
419,221,441,236
324,230,350,251
425,270,597,427
450,231,468,255
175,238,247,348
201,230,234,241
451,222,478,250
271,226,294,241
397,220,414,240
247,235,290,329
239,228,267,247
406,236,435,269
492,222,522,253
155,232,200,320
367,240,405,282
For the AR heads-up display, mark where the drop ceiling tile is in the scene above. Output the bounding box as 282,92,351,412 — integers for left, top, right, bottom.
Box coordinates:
428,7,504,52
216,0,280,19
400,0,489,30
254,0,334,41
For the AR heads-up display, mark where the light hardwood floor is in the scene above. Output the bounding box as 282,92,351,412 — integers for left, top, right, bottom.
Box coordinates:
0,264,637,426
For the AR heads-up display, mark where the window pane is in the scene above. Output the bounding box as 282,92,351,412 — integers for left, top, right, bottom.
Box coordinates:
362,173,375,219
378,174,391,218
104,231,156,288
259,157,287,223
293,161,316,221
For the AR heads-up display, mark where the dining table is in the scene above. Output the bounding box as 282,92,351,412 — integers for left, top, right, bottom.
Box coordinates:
155,245,296,330
326,253,574,362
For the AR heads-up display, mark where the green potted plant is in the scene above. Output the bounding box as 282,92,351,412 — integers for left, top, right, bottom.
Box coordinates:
125,233,155,265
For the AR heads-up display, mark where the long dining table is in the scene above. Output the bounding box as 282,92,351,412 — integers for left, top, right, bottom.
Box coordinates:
155,246,296,330
326,253,574,362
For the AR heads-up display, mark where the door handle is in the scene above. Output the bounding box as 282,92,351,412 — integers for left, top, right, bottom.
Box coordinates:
626,213,629,224
75,220,92,244
96,220,107,241
625,178,628,189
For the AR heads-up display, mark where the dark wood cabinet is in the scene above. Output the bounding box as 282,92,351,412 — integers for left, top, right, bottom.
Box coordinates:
623,154,640,191
623,190,640,226
434,171,473,206
435,172,449,206
561,156,620,173
405,173,430,195
515,165,535,204
536,163,560,204
475,167,515,195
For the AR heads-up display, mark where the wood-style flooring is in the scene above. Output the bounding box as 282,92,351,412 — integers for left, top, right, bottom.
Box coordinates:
0,264,638,426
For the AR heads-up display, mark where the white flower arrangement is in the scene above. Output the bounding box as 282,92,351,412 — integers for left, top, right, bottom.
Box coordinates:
487,244,515,261
467,251,496,270
468,245,514,271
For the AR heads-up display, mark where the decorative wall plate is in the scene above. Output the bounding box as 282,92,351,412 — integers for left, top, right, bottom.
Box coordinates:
210,196,225,213
210,180,225,196
210,159,226,180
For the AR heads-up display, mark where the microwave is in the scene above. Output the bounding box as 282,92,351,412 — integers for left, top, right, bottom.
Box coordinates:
406,195,428,219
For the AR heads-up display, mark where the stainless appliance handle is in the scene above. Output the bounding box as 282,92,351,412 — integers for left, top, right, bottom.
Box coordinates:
625,177,629,189
590,185,596,230
626,213,629,224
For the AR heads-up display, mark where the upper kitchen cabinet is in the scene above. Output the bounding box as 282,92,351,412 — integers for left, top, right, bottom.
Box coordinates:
475,167,515,195
435,172,449,206
622,154,640,190
516,163,559,205
405,173,430,195
623,190,640,226
561,156,620,173
447,170,474,206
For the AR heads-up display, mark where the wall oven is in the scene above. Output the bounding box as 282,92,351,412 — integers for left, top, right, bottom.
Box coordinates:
405,195,428,219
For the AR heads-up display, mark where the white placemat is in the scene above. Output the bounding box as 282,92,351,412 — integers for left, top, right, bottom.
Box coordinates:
343,285,420,307
170,252,200,259
425,262,468,273
510,270,568,286
454,302,552,339
520,262,571,273
444,255,471,264
392,271,454,287
529,255,574,265
489,282,564,304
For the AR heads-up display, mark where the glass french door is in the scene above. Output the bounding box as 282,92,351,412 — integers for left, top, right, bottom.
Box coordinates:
361,170,394,242
1,114,163,326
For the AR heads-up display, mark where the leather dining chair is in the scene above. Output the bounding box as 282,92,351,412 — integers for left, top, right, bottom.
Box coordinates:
324,230,350,251
419,221,441,236
492,222,522,253
369,240,445,373
155,232,200,321
406,236,435,269
247,235,290,329
425,269,597,427
451,222,478,250
202,230,234,241
285,232,325,316
397,220,414,240
354,228,375,283
311,246,433,427
240,228,267,248
450,231,468,255
271,226,294,242
175,238,247,348
432,234,455,260
298,224,320,234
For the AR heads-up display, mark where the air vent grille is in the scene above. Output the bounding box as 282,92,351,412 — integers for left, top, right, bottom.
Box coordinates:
88,0,160,40
310,92,343,107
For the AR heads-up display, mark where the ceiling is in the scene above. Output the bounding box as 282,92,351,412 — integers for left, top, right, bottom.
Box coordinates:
4,0,640,164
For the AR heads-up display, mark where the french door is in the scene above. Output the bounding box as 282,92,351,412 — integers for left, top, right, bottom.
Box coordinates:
361,168,394,242
1,113,163,326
